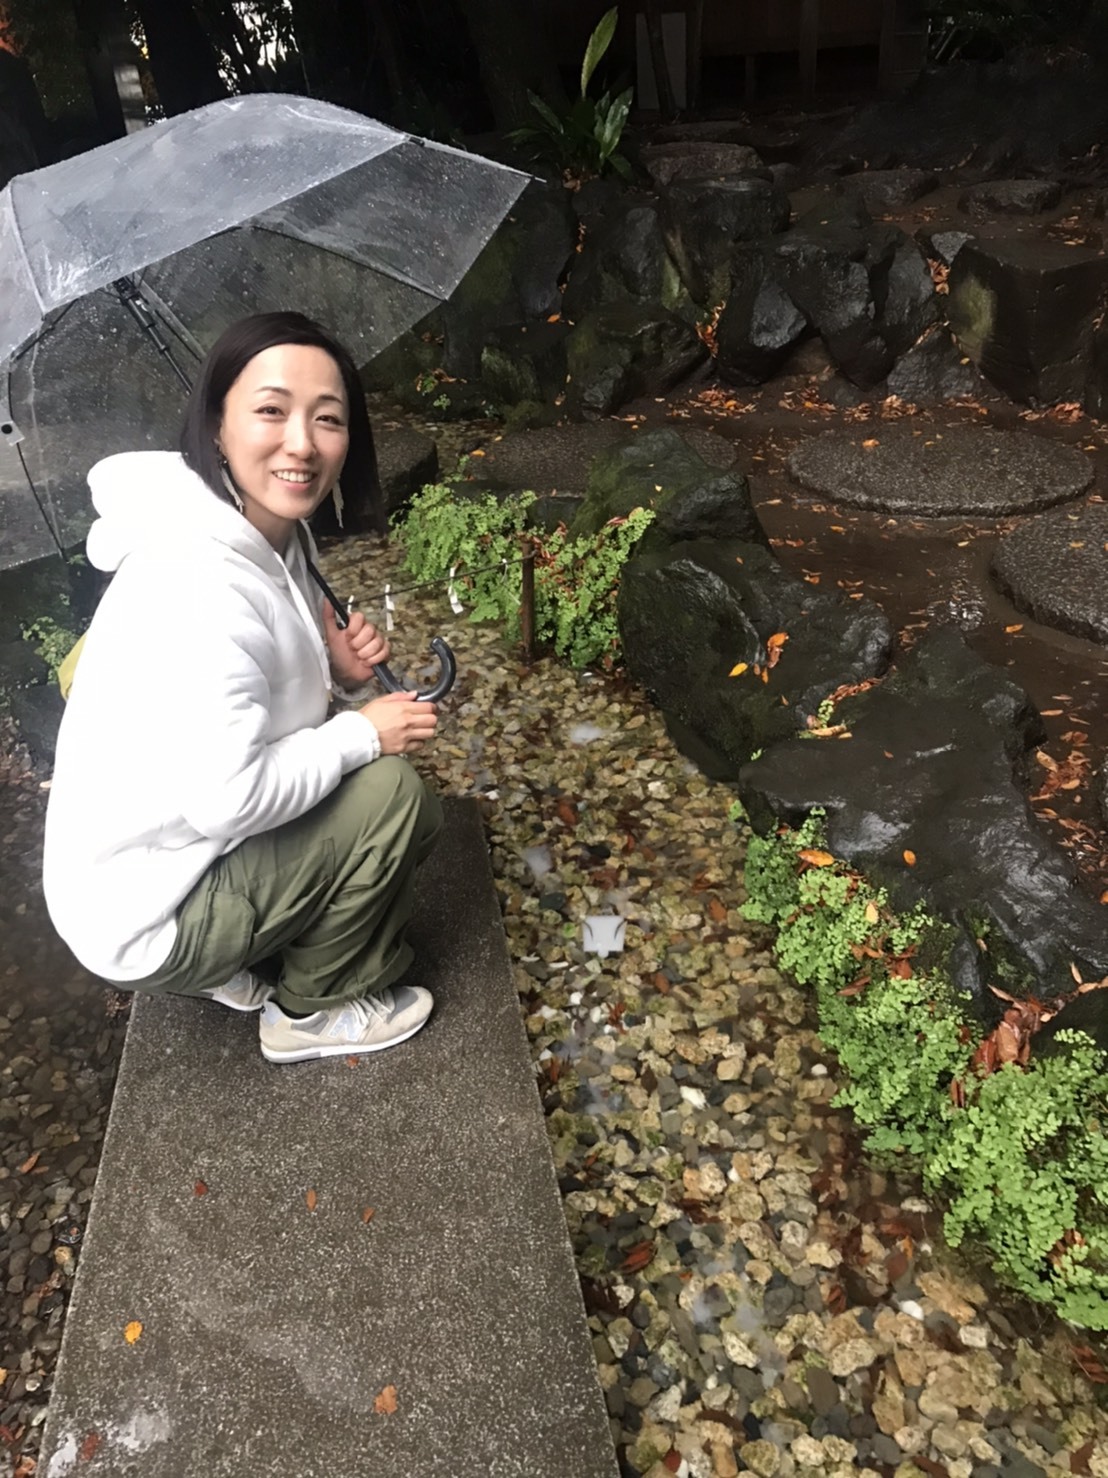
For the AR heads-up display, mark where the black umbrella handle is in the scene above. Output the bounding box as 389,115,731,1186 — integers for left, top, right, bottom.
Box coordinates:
303,554,456,702
372,636,456,704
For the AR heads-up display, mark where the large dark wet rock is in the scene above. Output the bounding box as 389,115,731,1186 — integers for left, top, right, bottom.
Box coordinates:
738,629,1108,1036
993,502,1108,643
660,176,792,308
561,200,691,322
567,427,764,545
916,227,974,267
641,141,766,188
618,537,893,779
838,168,939,213
882,326,983,404
563,301,707,417
946,238,1108,404
479,320,571,421
959,179,1064,218
372,427,438,518
715,246,810,386
787,424,1093,516
764,220,939,388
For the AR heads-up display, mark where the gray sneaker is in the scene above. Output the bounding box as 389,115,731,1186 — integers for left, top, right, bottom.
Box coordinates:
201,969,273,1012
258,986,433,1063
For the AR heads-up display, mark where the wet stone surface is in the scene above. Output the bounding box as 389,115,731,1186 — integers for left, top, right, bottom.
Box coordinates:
993,501,1108,645
787,422,1093,516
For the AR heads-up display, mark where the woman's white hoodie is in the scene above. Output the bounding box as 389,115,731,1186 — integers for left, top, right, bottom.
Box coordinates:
43,451,379,983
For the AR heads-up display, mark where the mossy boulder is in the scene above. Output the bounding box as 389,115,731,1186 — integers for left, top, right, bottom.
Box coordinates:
617,536,892,779
564,302,706,417
568,427,763,547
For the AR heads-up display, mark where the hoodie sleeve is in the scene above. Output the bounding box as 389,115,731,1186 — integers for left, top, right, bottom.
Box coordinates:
169,582,379,846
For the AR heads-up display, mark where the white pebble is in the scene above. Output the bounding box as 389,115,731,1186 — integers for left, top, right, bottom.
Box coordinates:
680,1085,708,1109
809,1063,828,1077
898,1299,925,1320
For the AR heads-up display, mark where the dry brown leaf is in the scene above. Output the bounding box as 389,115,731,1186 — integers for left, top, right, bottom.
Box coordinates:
18,1151,40,1175
194,1180,208,1197
362,1207,376,1224
79,1432,102,1461
374,1384,399,1415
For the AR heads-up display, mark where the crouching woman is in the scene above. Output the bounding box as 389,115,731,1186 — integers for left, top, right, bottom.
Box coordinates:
43,312,443,1064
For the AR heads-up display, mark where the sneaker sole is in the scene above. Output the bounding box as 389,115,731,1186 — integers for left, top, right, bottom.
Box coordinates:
259,1015,429,1063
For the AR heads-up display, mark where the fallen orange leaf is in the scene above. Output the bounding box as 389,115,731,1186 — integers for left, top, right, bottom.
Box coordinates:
1005,623,1023,634
124,1321,143,1345
798,848,835,868
306,1188,318,1212
362,1207,376,1224
18,1151,40,1175
862,438,879,449
374,1384,398,1415
194,1180,208,1197
903,849,917,866
728,662,748,677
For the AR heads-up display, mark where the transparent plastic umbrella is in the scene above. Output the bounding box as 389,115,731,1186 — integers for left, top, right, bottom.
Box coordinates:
0,94,529,569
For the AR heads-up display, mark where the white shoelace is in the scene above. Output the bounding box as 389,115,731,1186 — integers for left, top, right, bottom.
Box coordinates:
329,989,396,1037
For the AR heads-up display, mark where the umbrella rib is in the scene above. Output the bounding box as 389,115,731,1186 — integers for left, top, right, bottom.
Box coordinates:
249,222,438,299
6,188,47,316
4,362,66,561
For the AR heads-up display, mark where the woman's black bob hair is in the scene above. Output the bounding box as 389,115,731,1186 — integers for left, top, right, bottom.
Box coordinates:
179,311,384,535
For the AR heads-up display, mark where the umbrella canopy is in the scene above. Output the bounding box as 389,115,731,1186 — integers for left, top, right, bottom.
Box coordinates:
0,95,530,569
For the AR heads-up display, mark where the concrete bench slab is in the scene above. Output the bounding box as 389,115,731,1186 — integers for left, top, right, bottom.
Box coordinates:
40,799,616,1478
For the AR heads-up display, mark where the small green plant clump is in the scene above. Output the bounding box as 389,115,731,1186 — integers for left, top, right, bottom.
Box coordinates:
742,809,1108,1328
508,7,633,181
397,478,653,669
22,614,81,683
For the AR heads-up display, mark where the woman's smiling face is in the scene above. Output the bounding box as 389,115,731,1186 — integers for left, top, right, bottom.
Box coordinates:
218,342,349,549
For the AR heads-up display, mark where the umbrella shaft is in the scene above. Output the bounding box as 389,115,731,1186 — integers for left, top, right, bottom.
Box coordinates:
113,277,193,393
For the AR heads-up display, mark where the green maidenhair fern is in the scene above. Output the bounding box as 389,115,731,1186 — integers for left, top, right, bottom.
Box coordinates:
743,813,1108,1328
397,482,653,669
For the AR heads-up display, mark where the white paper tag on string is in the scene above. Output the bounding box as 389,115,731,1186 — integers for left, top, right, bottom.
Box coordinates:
583,915,626,958
447,565,464,616
383,584,395,633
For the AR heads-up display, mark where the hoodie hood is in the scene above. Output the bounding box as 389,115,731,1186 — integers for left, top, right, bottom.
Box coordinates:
86,451,282,575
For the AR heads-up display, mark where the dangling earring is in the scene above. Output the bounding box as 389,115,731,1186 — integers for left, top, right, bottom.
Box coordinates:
217,452,245,515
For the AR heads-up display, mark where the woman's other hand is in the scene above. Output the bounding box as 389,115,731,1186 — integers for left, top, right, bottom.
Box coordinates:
359,692,438,755
323,602,389,689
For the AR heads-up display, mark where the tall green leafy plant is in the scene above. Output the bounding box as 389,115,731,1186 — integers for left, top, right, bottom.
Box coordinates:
508,7,633,181
396,478,653,669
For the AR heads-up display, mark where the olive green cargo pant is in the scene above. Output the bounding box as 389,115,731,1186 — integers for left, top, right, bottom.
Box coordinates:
135,758,443,1014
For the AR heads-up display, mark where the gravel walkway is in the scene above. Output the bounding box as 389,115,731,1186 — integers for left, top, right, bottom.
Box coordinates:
3,528,1108,1475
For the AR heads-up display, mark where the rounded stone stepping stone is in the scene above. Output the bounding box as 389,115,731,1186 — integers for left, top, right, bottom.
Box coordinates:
787,424,1093,516
472,422,737,496
993,502,1108,643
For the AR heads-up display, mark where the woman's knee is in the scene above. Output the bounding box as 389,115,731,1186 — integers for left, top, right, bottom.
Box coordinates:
348,757,441,838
